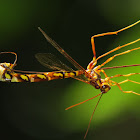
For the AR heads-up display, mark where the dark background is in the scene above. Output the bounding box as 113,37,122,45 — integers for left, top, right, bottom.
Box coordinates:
0,0,140,140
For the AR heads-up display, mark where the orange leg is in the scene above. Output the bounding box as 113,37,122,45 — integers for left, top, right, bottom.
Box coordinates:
117,79,140,85
73,77,90,84
87,20,140,69
111,80,140,95
87,45,140,80
0,52,17,68
110,72,140,79
97,38,140,62
101,69,108,78
90,46,140,73
91,20,140,61
100,46,140,68
87,39,140,70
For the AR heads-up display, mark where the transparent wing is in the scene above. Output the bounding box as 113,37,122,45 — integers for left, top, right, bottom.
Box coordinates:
35,53,89,82
38,27,86,72
35,53,74,71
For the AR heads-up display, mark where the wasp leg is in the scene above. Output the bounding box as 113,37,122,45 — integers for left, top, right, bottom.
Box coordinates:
111,80,140,95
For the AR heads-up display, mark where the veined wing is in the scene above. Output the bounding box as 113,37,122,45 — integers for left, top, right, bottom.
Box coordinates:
35,53,73,71
12,53,72,74
35,53,89,82
38,27,87,72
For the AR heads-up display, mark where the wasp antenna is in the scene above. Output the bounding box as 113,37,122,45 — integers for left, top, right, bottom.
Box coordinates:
65,93,102,110
84,93,103,139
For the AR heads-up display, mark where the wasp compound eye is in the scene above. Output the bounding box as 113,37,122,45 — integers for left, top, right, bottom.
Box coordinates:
101,84,111,93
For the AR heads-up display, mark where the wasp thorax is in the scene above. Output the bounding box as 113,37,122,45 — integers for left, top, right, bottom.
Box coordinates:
90,79,100,89
100,83,111,93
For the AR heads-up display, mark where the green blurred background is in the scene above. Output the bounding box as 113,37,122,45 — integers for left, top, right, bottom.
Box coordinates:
0,0,140,140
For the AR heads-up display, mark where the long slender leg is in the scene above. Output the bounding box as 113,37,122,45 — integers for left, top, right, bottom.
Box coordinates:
0,52,18,68
99,46,140,68
88,45,140,77
88,38,140,70
91,20,140,61
110,72,140,79
97,38,140,61
111,80,140,95
101,69,108,78
112,79,140,86
72,77,90,84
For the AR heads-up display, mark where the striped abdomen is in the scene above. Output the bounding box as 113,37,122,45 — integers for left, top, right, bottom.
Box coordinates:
1,70,84,82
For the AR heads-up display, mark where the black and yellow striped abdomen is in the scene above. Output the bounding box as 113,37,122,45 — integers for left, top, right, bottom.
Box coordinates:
0,68,84,82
